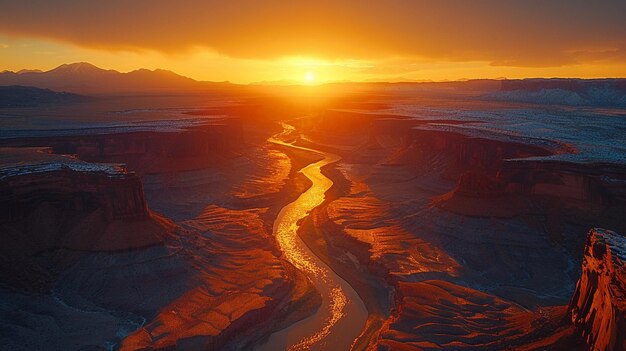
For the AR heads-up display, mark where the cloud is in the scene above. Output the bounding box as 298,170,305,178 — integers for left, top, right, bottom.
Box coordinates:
0,43,8,49
0,0,625,67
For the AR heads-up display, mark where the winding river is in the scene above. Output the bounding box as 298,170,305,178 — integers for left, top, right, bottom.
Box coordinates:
256,130,367,351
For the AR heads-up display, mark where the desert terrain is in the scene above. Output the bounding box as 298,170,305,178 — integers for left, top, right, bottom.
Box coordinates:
0,67,625,351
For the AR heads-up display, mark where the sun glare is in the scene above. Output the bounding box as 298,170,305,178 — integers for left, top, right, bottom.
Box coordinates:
305,71,315,83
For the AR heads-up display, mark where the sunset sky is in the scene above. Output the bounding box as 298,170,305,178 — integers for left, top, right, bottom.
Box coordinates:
1,1,625,84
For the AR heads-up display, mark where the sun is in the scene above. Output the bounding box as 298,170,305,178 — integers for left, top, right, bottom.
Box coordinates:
304,71,315,83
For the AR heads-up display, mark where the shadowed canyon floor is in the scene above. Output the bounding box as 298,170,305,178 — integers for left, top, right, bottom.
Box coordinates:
0,81,625,350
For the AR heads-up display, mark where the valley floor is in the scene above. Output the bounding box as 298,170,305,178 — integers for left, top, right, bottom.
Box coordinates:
0,89,625,350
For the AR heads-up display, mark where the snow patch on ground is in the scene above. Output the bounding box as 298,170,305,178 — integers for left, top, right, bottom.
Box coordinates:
0,147,127,180
339,104,626,165
486,88,626,107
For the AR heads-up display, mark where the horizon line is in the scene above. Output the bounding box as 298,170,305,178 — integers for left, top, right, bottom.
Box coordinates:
2,61,626,87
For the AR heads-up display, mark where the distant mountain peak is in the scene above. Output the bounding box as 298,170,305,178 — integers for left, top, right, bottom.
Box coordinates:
48,62,111,74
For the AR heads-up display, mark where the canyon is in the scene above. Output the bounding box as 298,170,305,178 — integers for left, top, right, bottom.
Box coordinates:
0,77,625,350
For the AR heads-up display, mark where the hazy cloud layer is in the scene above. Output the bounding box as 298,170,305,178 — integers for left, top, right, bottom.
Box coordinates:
1,0,625,67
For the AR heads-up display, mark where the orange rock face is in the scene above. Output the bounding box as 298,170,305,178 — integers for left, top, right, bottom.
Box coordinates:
290,98,626,350
0,149,168,291
325,178,460,280
569,228,626,351
2,84,626,350
375,280,556,351
117,141,318,350
119,205,297,350
0,119,317,350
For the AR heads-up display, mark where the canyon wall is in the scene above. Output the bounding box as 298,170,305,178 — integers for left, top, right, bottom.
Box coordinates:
0,166,147,223
0,119,316,350
0,154,171,296
292,108,626,350
378,123,626,217
569,228,626,351
0,121,243,175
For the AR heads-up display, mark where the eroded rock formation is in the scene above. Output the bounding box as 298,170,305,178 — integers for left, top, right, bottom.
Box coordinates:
0,148,167,292
1,122,243,176
289,99,626,350
569,228,626,351
0,120,319,350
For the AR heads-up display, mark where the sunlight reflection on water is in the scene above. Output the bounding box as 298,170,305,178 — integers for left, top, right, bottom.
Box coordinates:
270,135,347,350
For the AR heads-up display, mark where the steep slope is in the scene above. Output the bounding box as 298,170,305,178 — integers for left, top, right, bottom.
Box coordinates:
287,92,626,350
0,119,320,350
0,147,166,292
569,228,626,351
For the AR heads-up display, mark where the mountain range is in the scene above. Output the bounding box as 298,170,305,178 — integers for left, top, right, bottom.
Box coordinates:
2,63,626,107
0,62,234,94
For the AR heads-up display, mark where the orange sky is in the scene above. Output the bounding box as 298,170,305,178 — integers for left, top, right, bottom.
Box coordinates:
1,1,625,84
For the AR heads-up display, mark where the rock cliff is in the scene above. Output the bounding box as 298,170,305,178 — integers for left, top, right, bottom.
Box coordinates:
0,148,166,292
1,122,243,176
569,228,626,351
